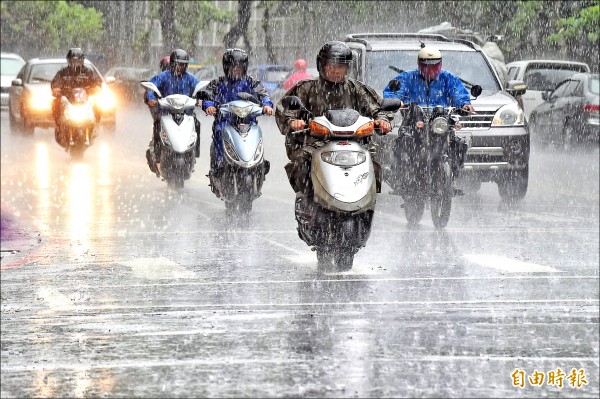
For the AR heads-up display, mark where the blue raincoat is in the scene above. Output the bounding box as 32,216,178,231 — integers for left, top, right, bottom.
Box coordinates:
383,69,471,107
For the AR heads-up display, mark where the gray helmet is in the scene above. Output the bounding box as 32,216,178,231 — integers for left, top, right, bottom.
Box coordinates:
222,48,249,79
169,49,189,75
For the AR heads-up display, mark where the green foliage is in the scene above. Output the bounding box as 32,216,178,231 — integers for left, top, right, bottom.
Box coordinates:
0,1,103,52
507,0,543,37
176,1,233,50
548,1,600,43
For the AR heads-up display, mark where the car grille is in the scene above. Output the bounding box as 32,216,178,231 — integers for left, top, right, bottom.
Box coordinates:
459,110,496,129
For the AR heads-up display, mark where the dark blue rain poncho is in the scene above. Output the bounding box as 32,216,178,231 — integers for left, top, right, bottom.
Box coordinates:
201,75,273,167
383,69,471,107
145,70,200,118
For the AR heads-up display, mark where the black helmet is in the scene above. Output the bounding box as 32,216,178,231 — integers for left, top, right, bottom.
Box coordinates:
222,48,248,79
66,48,85,71
169,49,189,75
316,41,352,82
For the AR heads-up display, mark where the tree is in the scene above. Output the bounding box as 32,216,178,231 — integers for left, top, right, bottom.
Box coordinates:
0,0,103,59
224,0,252,51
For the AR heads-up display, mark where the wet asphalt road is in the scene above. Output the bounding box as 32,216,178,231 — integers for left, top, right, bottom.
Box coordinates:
1,104,598,398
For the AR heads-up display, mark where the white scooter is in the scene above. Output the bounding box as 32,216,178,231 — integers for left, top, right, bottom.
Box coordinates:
281,96,401,272
204,92,270,214
141,81,202,189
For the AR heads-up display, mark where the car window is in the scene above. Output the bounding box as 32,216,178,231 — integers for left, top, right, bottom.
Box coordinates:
1,57,25,75
195,67,219,80
523,65,587,91
507,66,520,81
364,50,500,92
265,70,289,82
568,80,582,97
551,80,570,98
28,63,65,83
589,76,599,95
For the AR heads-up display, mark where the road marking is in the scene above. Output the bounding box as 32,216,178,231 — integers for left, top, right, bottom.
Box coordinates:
120,257,196,280
2,355,598,372
463,254,562,273
37,287,74,309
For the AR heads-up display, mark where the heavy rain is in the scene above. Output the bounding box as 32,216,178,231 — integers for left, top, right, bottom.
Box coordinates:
1,0,598,397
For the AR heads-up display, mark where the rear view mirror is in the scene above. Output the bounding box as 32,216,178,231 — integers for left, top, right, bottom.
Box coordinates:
470,85,483,98
387,79,401,92
11,79,22,86
380,98,402,112
281,95,303,110
237,92,260,104
140,81,162,98
541,91,549,102
506,80,527,96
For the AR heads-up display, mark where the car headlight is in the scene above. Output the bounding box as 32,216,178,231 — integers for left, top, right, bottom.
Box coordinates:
431,117,449,135
321,150,366,166
95,86,116,111
492,104,524,126
230,104,253,118
29,93,53,111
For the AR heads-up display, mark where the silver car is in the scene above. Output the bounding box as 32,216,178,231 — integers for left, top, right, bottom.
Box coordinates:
1,52,26,109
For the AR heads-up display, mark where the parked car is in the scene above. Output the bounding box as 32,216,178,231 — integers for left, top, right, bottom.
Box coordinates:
247,64,293,97
8,58,116,135
506,59,591,122
529,73,599,149
105,66,154,104
344,33,529,201
1,52,26,109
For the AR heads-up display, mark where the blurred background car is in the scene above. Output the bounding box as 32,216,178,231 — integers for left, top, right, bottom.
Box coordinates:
1,52,26,109
247,64,293,98
8,58,117,135
105,66,154,104
191,64,221,90
506,59,591,122
529,72,599,150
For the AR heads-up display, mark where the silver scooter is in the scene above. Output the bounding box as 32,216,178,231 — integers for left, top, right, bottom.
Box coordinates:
141,81,202,189
281,96,401,272
204,92,270,214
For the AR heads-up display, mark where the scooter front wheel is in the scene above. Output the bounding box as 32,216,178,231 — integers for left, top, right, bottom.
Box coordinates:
430,162,452,229
404,196,425,225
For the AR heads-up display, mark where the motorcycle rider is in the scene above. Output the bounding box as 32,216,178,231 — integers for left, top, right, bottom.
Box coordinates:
51,48,103,147
275,40,392,193
159,56,171,72
382,46,474,184
383,46,474,112
201,48,274,179
283,58,313,91
144,49,202,176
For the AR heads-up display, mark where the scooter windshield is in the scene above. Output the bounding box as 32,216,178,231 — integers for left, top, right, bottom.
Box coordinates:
324,109,360,127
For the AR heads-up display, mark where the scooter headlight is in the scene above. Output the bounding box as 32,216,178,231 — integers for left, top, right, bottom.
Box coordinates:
230,104,252,118
166,97,188,110
431,117,449,135
492,104,524,126
65,104,94,123
224,140,240,161
321,150,366,167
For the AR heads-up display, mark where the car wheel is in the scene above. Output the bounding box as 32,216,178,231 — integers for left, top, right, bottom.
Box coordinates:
497,166,529,203
563,122,577,151
20,107,34,136
8,105,21,134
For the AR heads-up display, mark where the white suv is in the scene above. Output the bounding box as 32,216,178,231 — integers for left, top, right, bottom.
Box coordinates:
1,52,26,109
345,33,530,201
506,59,590,122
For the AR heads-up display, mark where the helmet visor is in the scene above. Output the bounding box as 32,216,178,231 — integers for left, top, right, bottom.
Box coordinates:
418,62,442,80
418,58,442,65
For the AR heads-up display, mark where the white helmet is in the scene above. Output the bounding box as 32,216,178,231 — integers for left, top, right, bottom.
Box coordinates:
418,47,442,61
418,46,442,80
